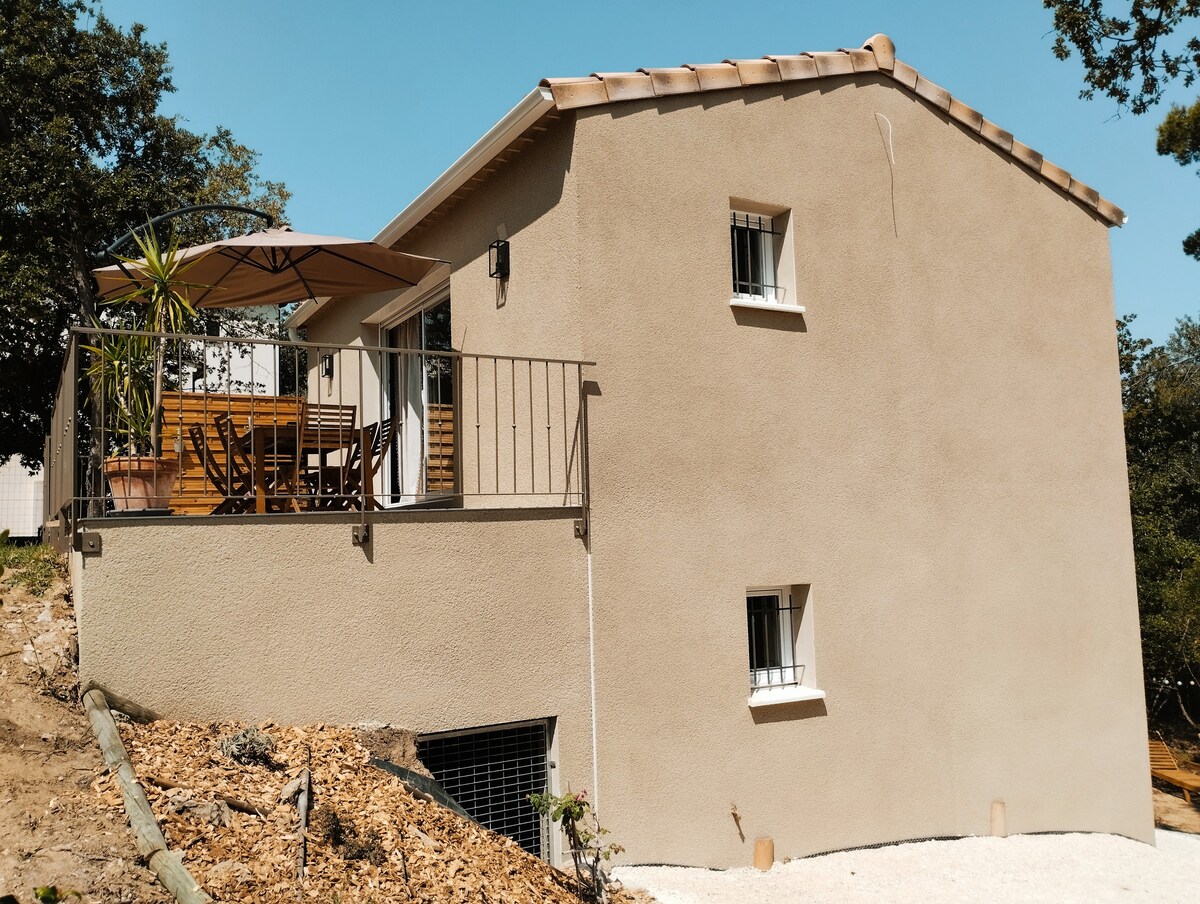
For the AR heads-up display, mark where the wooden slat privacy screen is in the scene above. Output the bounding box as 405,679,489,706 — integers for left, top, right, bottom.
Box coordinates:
426,402,455,492
158,391,304,515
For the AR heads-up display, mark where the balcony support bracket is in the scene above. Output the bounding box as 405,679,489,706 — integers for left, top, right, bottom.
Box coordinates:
78,531,102,556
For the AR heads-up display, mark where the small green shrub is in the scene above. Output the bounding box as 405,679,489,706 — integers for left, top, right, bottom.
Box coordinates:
529,790,622,903
0,537,65,598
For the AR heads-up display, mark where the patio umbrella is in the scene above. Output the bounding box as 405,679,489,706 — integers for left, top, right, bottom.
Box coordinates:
91,227,446,309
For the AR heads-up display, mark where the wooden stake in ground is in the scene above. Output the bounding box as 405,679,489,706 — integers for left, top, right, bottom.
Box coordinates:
296,745,311,891
81,687,212,904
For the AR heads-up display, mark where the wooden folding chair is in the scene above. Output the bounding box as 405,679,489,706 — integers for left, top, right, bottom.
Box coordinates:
306,419,392,511
346,418,393,510
188,422,254,515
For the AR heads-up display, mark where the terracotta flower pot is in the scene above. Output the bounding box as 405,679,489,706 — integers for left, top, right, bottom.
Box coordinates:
103,456,179,511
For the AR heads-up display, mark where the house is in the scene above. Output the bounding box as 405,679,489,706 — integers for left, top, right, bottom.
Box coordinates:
1,459,43,541
46,34,1151,868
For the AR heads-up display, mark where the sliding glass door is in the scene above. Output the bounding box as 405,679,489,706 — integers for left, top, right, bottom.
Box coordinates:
385,298,453,503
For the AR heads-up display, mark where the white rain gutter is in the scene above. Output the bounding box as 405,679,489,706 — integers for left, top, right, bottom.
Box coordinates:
286,86,557,330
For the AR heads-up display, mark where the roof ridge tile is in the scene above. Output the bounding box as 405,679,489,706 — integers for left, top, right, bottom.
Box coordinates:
809,51,856,77
683,62,743,91
590,71,654,103
764,55,821,81
638,67,702,96
724,58,783,85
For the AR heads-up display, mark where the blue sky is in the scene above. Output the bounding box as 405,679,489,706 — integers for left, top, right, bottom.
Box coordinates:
98,0,1199,345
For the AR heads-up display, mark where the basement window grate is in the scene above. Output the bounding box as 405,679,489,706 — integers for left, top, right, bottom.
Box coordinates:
417,721,549,858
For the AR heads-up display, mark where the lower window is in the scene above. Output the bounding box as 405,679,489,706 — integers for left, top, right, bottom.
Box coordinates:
745,585,823,706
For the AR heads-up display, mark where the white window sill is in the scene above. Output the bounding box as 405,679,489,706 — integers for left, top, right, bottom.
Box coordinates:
729,298,806,314
747,685,826,708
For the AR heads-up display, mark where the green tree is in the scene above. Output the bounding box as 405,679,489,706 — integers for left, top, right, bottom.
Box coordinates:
1044,1,1200,258
0,0,289,469
1119,314,1200,724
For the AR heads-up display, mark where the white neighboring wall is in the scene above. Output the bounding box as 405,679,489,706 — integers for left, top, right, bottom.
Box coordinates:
0,459,43,540
185,307,281,395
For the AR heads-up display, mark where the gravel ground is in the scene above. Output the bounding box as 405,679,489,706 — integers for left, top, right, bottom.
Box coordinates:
613,830,1200,904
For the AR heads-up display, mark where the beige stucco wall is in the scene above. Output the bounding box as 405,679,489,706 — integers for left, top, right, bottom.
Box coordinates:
74,71,1150,869
75,509,594,800
560,73,1151,865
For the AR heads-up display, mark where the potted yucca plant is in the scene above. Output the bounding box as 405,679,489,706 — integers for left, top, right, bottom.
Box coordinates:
85,227,208,511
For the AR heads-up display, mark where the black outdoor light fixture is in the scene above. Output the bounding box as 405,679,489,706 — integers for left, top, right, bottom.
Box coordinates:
488,239,510,279
320,354,334,379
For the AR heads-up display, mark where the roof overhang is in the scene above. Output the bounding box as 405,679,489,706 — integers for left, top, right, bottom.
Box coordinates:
286,86,555,330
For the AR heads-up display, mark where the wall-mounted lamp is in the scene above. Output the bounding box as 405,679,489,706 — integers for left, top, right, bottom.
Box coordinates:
488,239,510,279
320,354,334,379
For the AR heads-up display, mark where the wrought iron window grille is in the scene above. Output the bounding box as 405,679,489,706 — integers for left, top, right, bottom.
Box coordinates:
747,590,805,690
730,212,781,300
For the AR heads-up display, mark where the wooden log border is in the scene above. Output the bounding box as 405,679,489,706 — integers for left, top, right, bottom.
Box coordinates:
82,687,213,904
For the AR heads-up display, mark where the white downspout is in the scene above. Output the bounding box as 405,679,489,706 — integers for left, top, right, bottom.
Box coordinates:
587,545,600,810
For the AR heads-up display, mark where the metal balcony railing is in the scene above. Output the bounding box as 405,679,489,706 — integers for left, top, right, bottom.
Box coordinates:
42,326,591,544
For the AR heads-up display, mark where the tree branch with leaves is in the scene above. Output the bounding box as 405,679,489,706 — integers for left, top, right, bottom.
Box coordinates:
1045,1,1200,258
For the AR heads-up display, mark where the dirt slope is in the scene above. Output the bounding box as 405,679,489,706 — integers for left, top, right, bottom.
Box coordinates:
0,565,169,903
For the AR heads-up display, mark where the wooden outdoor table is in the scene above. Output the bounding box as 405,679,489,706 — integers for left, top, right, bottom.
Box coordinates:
247,423,300,514
247,423,360,513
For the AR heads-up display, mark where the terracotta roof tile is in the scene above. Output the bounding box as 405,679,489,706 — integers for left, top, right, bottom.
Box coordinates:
810,51,856,77
640,67,701,96
1040,159,1072,192
948,98,983,133
890,59,919,90
1097,197,1126,224
685,62,743,91
1068,178,1100,209
979,119,1015,154
765,54,820,82
844,48,880,73
1009,140,1044,171
863,33,896,71
534,34,1123,226
591,71,655,102
541,77,608,110
914,75,952,112
726,58,782,85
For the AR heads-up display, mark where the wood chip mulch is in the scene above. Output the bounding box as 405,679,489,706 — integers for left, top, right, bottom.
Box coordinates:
93,720,628,904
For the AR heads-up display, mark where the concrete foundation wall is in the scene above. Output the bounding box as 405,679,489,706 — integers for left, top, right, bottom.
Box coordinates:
75,510,594,798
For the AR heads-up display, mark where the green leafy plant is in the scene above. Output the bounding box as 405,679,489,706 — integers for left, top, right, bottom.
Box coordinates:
0,536,64,598
82,329,155,456
84,225,208,458
33,888,80,903
528,790,622,903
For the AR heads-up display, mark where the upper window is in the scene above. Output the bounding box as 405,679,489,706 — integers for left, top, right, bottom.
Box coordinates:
728,202,802,312
746,584,824,706
730,211,780,302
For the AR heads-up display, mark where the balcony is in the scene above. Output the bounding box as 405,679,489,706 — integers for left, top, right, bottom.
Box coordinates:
43,326,591,545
